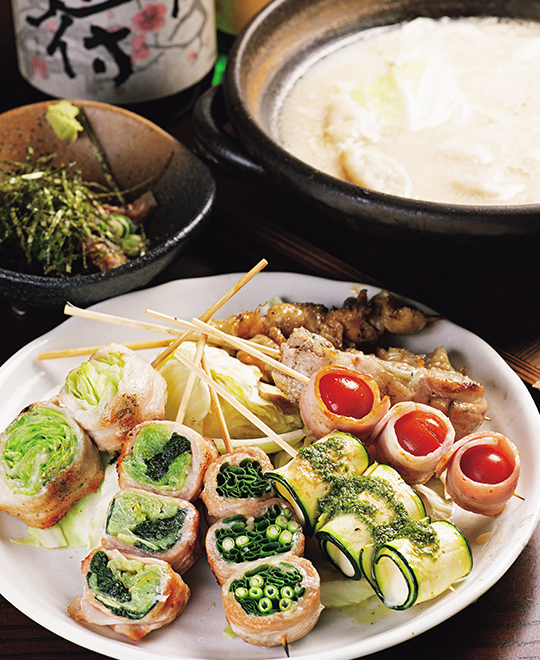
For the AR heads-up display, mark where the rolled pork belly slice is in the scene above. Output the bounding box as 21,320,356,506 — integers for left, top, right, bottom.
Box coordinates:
221,554,323,648
0,400,103,528
53,343,167,454
68,546,190,641
206,498,305,585
370,401,456,485
299,364,390,440
102,487,201,574
118,420,218,502
200,446,275,525
435,430,521,516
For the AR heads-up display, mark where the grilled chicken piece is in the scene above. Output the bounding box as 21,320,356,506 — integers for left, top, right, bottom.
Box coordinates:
273,327,488,439
212,289,430,349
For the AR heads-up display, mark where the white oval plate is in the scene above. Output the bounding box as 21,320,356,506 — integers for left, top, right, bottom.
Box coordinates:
1,272,539,660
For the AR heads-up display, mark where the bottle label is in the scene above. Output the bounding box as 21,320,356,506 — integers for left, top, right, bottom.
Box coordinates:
11,0,216,104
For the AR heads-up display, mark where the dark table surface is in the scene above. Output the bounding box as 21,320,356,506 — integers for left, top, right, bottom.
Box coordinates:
3,1,540,658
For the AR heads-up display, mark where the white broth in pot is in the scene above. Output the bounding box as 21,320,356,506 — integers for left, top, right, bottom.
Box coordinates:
278,17,540,205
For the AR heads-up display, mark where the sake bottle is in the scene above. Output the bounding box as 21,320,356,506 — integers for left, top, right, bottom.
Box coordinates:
10,0,216,125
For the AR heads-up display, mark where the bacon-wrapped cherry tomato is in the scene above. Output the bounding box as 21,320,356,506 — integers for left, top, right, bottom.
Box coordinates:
436,431,520,516
299,365,390,440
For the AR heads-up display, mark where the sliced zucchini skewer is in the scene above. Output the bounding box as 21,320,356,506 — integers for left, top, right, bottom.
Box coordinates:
371,519,473,610
314,463,427,580
265,430,370,536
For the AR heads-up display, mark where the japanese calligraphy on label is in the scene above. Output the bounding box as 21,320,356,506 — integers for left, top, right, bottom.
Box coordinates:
11,0,216,104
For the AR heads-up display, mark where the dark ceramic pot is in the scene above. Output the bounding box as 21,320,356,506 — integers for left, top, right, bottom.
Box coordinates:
192,0,540,240
0,100,216,309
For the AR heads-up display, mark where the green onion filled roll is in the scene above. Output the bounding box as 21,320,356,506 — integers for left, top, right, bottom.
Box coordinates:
102,487,202,574
68,546,190,640
222,555,323,648
200,446,275,525
206,499,305,585
54,343,167,453
118,421,218,502
266,430,370,535
0,401,103,528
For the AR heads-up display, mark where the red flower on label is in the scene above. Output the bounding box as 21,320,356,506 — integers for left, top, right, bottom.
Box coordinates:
131,33,150,60
132,3,167,32
32,56,48,79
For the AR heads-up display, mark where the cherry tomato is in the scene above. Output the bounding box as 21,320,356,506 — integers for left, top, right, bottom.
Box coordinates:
394,410,447,457
319,373,374,419
460,445,513,484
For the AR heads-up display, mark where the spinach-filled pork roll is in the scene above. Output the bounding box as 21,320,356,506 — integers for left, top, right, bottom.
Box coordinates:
221,555,323,648
54,343,167,454
200,446,275,525
0,401,103,528
68,546,190,641
117,421,218,501
102,487,202,574
206,499,305,585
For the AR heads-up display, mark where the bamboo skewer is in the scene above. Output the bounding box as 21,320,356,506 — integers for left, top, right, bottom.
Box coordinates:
146,309,280,358
175,316,311,385
63,303,184,337
151,259,268,370
172,349,298,458
202,351,233,454
38,338,174,360
176,334,207,424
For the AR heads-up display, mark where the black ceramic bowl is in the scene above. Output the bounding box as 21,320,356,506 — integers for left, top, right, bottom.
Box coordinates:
192,0,540,240
0,100,216,309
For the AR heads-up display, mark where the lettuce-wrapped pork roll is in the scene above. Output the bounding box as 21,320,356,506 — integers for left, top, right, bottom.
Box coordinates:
0,401,103,528
200,446,275,525
54,343,167,453
118,421,218,501
222,555,323,648
206,499,304,585
68,546,190,640
102,488,201,574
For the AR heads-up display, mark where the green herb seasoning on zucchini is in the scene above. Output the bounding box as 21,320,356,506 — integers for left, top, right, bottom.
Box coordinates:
315,466,429,580
371,519,473,609
265,430,370,535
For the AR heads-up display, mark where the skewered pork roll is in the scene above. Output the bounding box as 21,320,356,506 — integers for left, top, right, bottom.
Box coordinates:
117,421,218,502
200,446,275,525
274,327,488,439
300,364,390,440
54,343,167,454
206,498,305,585
102,487,201,574
68,546,190,641
221,555,323,648
370,402,455,484
0,401,103,528
435,430,521,516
